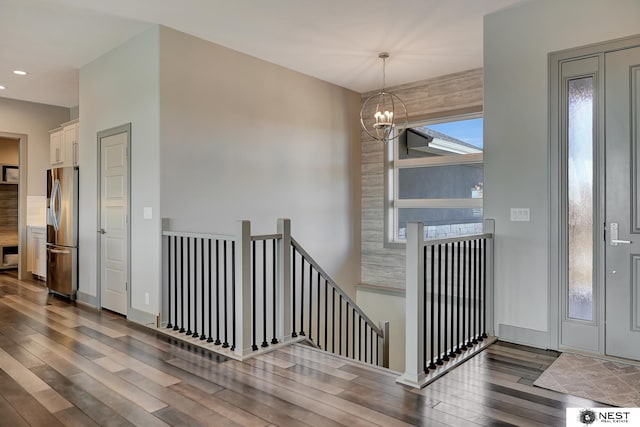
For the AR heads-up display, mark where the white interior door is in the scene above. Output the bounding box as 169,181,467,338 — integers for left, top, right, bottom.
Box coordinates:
99,129,129,315
605,46,640,361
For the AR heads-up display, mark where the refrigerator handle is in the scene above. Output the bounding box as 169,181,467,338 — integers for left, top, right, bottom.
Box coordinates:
48,247,71,255
51,179,61,231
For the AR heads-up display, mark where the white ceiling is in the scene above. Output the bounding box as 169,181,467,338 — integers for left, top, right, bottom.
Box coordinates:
0,0,522,108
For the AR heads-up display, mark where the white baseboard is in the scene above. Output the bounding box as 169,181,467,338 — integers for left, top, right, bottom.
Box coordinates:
76,291,97,307
498,324,548,349
128,306,158,327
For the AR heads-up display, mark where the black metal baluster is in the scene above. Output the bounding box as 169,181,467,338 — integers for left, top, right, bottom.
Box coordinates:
324,279,328,351
455,241,461,354
332,287,336,353
473,239,479,344
436,244,443,365
316,272,320,347
443,242,450,362
339,295,343,355
308,265,313,341
167,236,173,329
345,302,349,358
179,236,185,333
352,307,355,360
368,327,372,364
478,239,484,341
192,237,199,338
272,239,278,344
198,238,206,340
173,236,180,331
231,241,236,351
358,316,362,361
262,240,268,348
424,246,429,373
467,239,473,346
252,241,258,351
429,245,437,369
207,239,213,343
222,240,229,347
460,241,467,351
292,247,297,338
214,240,221,345
363,320,367,362
449,241,456,358
376,333,379,366
482,238,488,339
300,257,305,336
186,238,192,336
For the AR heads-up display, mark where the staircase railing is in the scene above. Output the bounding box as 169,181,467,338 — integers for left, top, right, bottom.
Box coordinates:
161,218,389,367
398,219,495,388
291,237,388,366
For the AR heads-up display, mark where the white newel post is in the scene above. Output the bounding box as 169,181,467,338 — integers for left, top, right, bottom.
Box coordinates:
276,218,292,343
161,218,170,327
397,222,428,388
234,220,252,358
483,219,495,337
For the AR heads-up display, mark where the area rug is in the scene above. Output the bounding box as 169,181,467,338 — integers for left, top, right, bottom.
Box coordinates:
533,352,640,407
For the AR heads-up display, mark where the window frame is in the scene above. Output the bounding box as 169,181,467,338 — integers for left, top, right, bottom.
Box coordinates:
383,112,484,248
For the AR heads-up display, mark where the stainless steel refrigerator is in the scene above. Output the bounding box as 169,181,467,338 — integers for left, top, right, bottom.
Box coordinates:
46,166,79,299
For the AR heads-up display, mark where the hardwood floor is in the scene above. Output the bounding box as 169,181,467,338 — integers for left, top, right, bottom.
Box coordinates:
0,272,609,426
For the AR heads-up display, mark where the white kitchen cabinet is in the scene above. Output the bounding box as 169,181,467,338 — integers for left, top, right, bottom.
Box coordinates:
28,226,47,280
50,119,79,167
50,128,64,166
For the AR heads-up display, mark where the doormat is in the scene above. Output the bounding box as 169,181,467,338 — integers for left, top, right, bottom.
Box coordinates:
533,352,640,407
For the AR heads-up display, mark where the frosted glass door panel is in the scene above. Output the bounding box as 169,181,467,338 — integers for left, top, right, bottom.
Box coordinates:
567,76,594,322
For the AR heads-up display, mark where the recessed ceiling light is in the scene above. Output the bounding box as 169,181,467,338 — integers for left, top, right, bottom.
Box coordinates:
0,85,5,90
13,70,28,76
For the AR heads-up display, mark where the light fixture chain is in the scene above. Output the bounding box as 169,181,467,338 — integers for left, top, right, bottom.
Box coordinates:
382,56,386,92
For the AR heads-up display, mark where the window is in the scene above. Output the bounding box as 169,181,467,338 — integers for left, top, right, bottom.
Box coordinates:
386,114,483,243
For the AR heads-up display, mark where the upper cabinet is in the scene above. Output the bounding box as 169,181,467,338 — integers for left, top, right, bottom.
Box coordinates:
50,119,79,167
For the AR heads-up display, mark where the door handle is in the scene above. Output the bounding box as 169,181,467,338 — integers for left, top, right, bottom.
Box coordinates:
610,222,632,246
611,239,632,245
97,228,106,234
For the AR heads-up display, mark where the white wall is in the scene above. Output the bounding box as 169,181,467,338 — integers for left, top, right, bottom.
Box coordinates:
484,0,640,340
79,27,160,318
0,97,69,195
159,27,362,293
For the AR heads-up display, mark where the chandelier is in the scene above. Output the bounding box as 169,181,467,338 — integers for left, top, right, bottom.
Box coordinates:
360,52,408,142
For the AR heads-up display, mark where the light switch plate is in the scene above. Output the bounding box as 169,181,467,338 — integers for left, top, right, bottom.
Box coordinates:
143,207,152,219
510,208,530,222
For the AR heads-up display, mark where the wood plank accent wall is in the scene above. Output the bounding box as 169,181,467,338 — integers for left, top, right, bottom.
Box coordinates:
360,68,483,289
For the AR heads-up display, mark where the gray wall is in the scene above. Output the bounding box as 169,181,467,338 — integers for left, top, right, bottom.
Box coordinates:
0,97,69,196
159,27,362,294
360,69,483,289
78,24,363,322
79,26,161,316
484,0,640,339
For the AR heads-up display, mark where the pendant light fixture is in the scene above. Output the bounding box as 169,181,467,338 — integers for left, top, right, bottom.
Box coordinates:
360,52,408,143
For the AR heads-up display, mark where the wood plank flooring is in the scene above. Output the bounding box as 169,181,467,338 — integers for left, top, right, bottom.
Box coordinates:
0,272,610,426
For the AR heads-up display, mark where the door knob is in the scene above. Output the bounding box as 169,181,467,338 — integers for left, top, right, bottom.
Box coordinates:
97,228,106,234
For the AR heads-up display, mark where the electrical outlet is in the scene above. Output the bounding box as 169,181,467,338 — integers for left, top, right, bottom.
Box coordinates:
145,292,150,305
510,208,530,222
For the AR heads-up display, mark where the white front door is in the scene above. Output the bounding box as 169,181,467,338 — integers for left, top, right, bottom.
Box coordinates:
605,46,640,361
99,128,129,315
